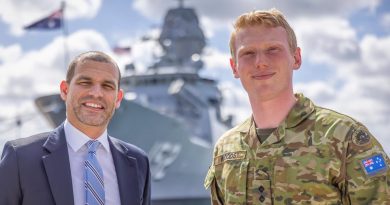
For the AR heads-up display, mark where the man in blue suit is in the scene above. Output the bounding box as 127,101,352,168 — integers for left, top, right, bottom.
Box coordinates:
0,51,151,205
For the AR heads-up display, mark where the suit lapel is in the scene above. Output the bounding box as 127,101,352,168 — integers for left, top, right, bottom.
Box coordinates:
42,125,74,205
109,137,140,204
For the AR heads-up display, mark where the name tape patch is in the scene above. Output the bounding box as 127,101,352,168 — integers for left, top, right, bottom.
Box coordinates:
214,151,246,165
361,154,388,177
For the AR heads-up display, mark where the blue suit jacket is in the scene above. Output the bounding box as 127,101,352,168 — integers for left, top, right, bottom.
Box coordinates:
0,124,151,205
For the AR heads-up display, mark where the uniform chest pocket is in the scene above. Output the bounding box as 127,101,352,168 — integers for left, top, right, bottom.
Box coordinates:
214,159,248,204
273,154,342,204
247,167,272,205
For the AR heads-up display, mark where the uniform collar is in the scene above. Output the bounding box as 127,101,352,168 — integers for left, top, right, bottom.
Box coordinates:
284,93,315,129
239,93,315,146
237,117,253,133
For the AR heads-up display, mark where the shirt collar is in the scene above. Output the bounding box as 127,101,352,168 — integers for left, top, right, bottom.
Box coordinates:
64,119,110,152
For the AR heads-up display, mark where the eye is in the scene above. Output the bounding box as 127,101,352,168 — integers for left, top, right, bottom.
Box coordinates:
240,50,255,57
78,81,90,86
267,47,280,54
103,83,115,90
245,51,255,55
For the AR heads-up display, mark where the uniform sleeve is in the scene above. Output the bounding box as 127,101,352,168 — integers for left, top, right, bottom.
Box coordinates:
204,165,224,205
205,143,224,205
342,124,390,204
0,142,22,205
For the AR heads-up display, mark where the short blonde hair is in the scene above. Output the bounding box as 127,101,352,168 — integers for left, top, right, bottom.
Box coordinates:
229,8,297,60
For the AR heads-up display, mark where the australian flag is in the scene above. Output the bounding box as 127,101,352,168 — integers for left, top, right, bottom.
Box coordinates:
113,46,132,55
361,154,388,176
24,7,63,30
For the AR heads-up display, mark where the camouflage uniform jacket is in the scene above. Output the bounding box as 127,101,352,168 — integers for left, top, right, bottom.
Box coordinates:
204,93,390,204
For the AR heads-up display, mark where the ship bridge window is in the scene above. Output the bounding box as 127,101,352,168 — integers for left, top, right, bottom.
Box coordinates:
208,98,219,105
176,98,201,119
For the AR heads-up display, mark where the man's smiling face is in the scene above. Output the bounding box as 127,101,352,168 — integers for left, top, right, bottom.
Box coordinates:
60,60,123,132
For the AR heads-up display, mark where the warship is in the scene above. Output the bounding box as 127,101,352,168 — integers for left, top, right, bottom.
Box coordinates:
35,2,232,204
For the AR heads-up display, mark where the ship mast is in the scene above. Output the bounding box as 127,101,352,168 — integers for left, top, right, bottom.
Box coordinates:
151,0,206,72
177,0,184,8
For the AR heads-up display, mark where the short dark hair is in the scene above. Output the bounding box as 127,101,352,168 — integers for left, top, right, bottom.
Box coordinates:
66,51,121,89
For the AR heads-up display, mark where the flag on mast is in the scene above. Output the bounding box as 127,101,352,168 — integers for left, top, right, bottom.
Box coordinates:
24,5,63,30
113,46,131,55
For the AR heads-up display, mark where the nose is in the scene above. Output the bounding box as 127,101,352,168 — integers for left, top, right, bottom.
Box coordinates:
255,52,268,69
89,85,103,98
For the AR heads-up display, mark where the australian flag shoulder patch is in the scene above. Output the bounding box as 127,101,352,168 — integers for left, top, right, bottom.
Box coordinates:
361,154,388,177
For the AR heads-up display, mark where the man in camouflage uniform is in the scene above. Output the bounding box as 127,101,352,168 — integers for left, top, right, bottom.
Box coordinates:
204,8,390,204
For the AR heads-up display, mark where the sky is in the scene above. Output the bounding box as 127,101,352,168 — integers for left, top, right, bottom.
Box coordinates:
0,0,389,153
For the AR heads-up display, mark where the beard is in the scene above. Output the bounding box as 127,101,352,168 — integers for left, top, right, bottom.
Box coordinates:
71,97,116,127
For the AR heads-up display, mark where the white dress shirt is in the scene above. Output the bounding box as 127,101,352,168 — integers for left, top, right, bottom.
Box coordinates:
64,120,121,205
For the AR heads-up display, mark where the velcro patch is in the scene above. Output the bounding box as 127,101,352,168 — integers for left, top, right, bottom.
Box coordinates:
214,151,246,165
361,154,388,177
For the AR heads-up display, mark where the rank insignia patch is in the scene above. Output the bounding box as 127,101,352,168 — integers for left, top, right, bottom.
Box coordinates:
361,154,388,177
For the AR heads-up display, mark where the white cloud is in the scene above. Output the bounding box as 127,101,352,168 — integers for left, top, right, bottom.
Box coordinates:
360,35,390,75
218,81,251,124
293,33,390,153
0,29,111,148
198,17,225,39
65,0,102,19
294,17,359,66
381,13,390,30
132,0,381,40
133,0,380,20
294,81,337,104
0,44,22,63
0,29,110,97
127,30,162,73
0,0,102,36
292,16,390,146
202,47,230,71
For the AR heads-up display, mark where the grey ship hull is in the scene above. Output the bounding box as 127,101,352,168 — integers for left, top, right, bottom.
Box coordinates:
35,94,212,204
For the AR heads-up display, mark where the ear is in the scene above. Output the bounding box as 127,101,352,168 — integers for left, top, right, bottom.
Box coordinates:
230,58,239,78
60,80,68,101
292,47,302,70
115,89,124,109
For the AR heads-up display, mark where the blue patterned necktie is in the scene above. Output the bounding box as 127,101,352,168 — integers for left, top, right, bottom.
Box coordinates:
85,140,105,205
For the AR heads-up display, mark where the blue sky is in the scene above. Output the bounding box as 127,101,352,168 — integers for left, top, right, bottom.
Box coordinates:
0,0,389,153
